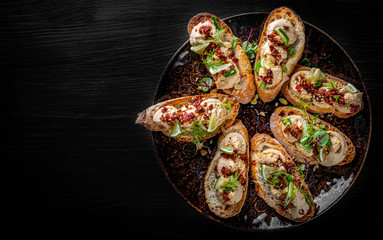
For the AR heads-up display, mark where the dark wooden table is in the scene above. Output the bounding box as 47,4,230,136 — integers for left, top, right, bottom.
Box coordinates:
3,0,382,237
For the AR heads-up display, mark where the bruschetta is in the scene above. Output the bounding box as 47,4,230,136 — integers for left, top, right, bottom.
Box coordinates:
254,7,305,102
188,13,256,104
281,65,364,118
135,94,240,142
270,106,355,166
204,120,249,218
250,133,315,222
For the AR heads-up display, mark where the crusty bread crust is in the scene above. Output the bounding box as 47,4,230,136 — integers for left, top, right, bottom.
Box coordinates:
135,94,240,142
255,7,305,102
204,120,249,218
188,13,255,104
250,133,315,222
270,106,355,165
281,65,364,118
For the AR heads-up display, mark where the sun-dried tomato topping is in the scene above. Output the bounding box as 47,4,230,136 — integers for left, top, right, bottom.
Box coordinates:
260,69,273,84
231,56,239,64
195,104,205,114
220,166,231,177
295,73,318,94
314,88,345,106
269,45,281,64
238,171,246,186
221,191,231,203
267,34,288,50
199,25,212,36
214,47,228,61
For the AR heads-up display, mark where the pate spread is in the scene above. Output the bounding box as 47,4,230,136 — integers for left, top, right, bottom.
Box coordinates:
289,70,363,114
213,132,247,205
153,96,229,132
190,17,242,90
257,18,303,89
254,141,310,218
281,113,347,166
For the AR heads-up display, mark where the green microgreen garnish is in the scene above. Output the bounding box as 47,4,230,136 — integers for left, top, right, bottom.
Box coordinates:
328,82,337,90
181,120,210,154
287,46,295,57
202,49,224,72
282,118,291,128
211,16,221,30
231,37,239,50
242,27,258,59
259,81,267,89
254,59,262,73
222,170,240,192
263,163,312,208
313,129,330,146
242,40,258,59
303,190,312,206
300,58,311,67
296,164,306,179
287,102,333,166
224,68,236,78
200,77,213,92
266,170,293,189
275,27,289,46
221,102,231,110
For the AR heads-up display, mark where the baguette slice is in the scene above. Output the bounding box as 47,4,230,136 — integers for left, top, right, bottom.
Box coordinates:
204,120,249,218
281,65,364,118
254,7,305,102
136,94,239,142
270,106,355,166
250,133,315,222
188,13,255,104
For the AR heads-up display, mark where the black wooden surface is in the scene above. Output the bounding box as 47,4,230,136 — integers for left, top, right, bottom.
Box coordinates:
2,0,382,237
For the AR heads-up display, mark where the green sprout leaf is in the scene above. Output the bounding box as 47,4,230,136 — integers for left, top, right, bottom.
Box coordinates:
313,129,329,146
200,77,213,92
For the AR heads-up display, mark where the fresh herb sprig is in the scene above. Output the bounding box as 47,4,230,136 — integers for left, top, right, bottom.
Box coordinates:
287,102,332,153
202,49,224,72
211,16,221,30
242,41,258,59
242,27,258,59
231,37,239,50
282,118,292,128
200,77,213,92
223,170,240,192
180,120,210,154
221,102,231,110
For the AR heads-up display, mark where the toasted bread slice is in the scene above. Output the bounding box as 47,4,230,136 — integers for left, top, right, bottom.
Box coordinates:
188,13,255,104
281,65,364,118
270,106,355,166
250,133,315,222
204,120,249,218
254,7,305,102
136,94,240,142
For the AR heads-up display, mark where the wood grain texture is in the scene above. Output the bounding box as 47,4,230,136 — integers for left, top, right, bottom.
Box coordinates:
2,0,382,237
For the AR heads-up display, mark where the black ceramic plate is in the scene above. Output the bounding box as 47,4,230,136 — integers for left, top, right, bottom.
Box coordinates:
152,12,371,231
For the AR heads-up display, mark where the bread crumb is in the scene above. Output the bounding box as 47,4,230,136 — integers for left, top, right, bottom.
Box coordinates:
200,149,208,156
